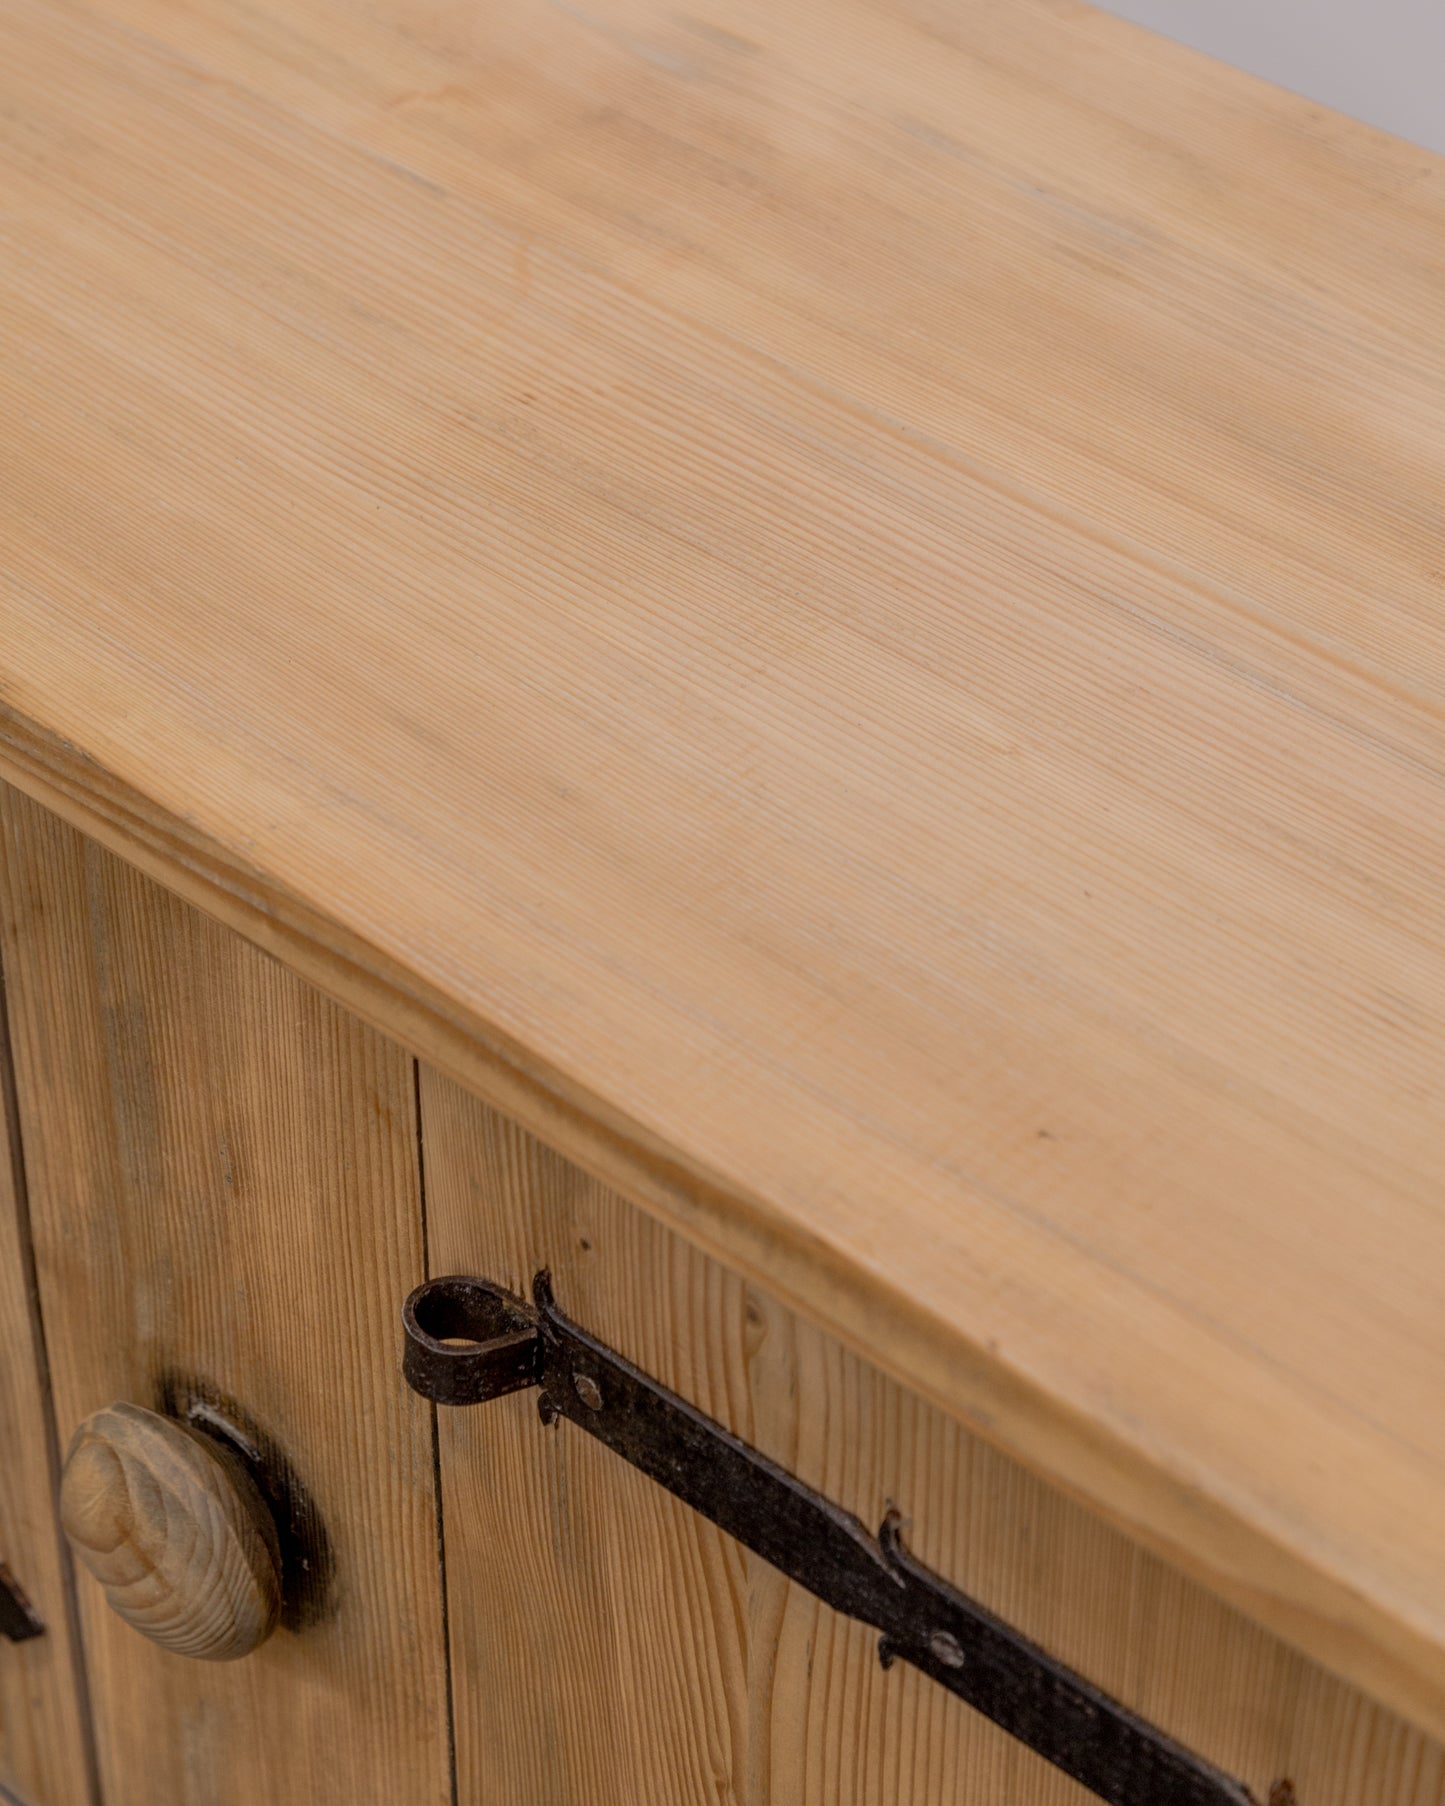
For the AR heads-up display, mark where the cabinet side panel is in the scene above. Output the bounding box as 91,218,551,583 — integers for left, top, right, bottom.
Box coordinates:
0,781,451,1806
419,1064,1445,1806
0,920,94,1803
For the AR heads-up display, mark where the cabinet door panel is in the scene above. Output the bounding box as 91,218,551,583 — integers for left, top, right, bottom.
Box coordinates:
0,958,94,1805
0,784,451,1806
419,1066,1445,1806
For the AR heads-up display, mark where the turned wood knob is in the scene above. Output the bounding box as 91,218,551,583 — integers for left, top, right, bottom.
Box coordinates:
60,1403,282,1660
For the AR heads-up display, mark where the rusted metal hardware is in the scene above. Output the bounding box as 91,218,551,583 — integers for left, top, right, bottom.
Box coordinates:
403,1272,1255,1806
0,1562,43,1642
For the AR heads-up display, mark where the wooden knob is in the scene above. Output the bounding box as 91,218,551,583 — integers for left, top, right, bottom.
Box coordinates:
60,1403,282,1660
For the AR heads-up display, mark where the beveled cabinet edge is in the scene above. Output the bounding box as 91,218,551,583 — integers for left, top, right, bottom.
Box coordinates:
0,704,1438,1748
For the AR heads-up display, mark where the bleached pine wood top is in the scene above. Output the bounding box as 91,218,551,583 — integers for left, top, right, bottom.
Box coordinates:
2,0,1444,1742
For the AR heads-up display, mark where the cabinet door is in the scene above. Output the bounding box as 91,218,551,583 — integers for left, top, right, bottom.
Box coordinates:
418,1068,1445,1806
0,784,451,1806
0,954,94,1805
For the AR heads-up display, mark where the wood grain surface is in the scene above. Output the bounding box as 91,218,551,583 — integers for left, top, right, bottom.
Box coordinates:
0,925,96,1804
0,784,451,1805
419,1069,1445,1806
1,0,1444,1741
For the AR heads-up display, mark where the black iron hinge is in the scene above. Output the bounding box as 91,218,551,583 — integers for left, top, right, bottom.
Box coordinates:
403,1272,1255,1806
0,1563,43,1643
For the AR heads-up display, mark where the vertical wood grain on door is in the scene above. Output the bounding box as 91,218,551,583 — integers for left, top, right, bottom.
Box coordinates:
0,782,451,1806
0,952,94,1805
418,1067,1445,1806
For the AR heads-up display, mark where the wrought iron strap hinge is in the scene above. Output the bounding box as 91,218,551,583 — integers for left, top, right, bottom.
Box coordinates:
403,1272,1256,1806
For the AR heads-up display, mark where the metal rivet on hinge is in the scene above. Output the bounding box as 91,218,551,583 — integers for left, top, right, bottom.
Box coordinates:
573,1373,603,1411
928,1630,965,1668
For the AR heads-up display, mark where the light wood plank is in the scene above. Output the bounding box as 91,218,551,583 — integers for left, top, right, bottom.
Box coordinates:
0,783,451,1806
0,929,95,1804
1,0,1445,1737
420,1069,1445,1806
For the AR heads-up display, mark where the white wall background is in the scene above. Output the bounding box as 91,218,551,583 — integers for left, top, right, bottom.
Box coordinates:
1098,0,1445,155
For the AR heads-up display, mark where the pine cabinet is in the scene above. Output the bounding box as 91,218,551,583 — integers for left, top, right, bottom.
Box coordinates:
4,0,1445,1796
